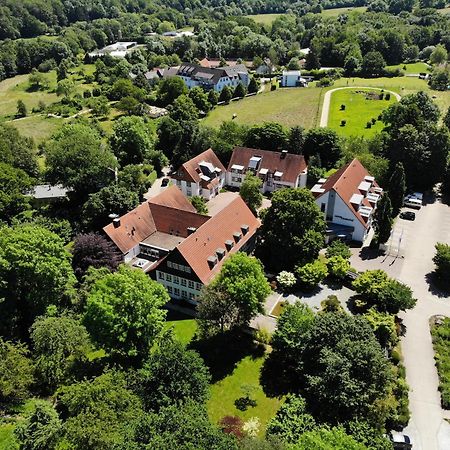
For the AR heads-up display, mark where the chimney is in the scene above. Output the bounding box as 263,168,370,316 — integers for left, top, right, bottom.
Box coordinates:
113,218,121,228
280,150,288,159
187,226,197,235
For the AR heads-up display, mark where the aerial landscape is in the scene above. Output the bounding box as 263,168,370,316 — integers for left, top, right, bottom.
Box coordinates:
1,0,450,449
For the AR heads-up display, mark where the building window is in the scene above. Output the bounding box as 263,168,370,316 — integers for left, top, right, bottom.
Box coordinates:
166,274,172,282
182,290,188,299
176,179,181,186
188,280,194,289
196,283,202,291
181,278,187,286
187,189,192,196
186,181,191,187
158,272,163,279
321,203,326,213
189,293,195,300
167,286,173,294
174,288,180,297
173,276,179,284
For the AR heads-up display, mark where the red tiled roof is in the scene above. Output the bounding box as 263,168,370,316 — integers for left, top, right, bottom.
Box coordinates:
228,147,307,184
103,186,206,254
176,196,260,284
316,159,380,228
171,148,226,184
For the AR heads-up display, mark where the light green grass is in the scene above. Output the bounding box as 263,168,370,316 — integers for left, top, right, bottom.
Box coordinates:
385,62,431,74
431,317,450,409
0,423,18,450
165,318,197,346
203,87,323,129
438,7,450,14
328,88,397,137
207,356,281,435
7,115,63,143
320,6,367,17
246,14,286,25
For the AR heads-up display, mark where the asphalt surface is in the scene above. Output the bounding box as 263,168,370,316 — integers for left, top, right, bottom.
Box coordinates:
351,199,450,450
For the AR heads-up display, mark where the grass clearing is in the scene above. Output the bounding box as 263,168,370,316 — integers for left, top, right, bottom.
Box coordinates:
0,423,17,450
246,14,286,25
164,310,197,346
207,356,281,435
320,6,367,17
431,317,450,409
7,115,63,143
385,62,431,74
328,88,397,137
203,86,323,129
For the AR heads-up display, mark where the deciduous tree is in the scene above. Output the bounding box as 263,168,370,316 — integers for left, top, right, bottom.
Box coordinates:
373,194,393,245
239,172,262,214
387,162,406,216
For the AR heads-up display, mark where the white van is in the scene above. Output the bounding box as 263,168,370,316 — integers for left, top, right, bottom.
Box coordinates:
403,197,422,209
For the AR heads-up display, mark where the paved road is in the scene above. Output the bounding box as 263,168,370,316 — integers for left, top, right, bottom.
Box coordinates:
319,86,402,127
352,200,450,450
144,167,170,200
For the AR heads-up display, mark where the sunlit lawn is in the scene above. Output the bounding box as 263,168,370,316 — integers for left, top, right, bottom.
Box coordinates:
0,423,17,450
164,310,198,346
328,88,397,137
320,6,367,17
385,62,431,74
7,115,63,143
246,13,286,26
203,86,324,129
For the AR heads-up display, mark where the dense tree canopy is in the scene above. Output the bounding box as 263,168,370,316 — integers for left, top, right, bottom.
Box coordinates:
83,265,169,364
258,188,325,272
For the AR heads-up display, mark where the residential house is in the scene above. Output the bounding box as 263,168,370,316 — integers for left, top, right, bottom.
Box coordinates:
199,58,252,69
175,63,249,92
170,148,226,199
281,70,308,87
311,159,383,243
255,58,274,75
226,147,308,193
103,185,259,302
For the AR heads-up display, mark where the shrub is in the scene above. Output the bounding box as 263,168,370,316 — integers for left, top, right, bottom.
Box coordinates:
254,326,271,345
326,240,351,259
296,260,328,290
340,104,346,110
276,271,296,290
433,243,450,290
341,120,346,127
371,117,376,125
219,416,244,438
366,121,372,128
379,93,384,100
321,295,342,312
385,93,391,100
326,255,350,280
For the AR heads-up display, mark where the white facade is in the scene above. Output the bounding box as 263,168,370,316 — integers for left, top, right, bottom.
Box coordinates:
226,167,307,193
156,269,203,303
281,70,302,87
178,72,249,92
172,173,225,200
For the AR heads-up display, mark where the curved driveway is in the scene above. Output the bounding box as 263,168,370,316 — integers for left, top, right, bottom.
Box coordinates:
319,86,401,127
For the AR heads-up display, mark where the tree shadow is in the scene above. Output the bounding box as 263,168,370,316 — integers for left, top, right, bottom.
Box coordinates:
358,246,380,260
189,331,265,383
425,272,450,299
346,294,368,315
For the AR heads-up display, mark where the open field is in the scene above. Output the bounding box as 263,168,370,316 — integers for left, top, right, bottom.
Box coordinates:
6,115,63,143
385,62,431,74
246,14,286,25
327,88,397,137
320,6,367,17
203,87,323,128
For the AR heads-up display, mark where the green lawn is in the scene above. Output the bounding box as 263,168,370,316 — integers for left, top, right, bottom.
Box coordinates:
7,115,63,143
203,86,324,129
164,310,198,346
208,355,281,436
320,6,367,17
328,88,397,137
246,13,286,25
385,62,431,74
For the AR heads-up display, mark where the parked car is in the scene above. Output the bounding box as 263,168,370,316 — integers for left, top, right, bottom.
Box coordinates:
161,177,169,187
403,197,422,209
400,211,416,221
390,433,412,450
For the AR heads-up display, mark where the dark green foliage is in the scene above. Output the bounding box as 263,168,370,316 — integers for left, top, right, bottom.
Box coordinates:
387,162,406,216
0,338,34,409
14,400,62,450
258,188,325,272
189,87,211,112
219,86,232,104
136,335,210,411
83,265,169,365
266,395,316,443
287,126,305,155
296,260,328,290
245,122,288,152
0,225,76,338
81,185,139,230
373,194,393,245
303,128,342,169
157,77,188,106
431,318,450,409
433,243,450,289
118,164,155,198
291,426,367,450
57,371,143,450
325,240,351,260
30,315,91,391
240,172,263,214
16,99,27,117
361,51,386,77
234,83,247,98
190,196,208,215
125,400,237,450
248,77,259,94
346,420,394,450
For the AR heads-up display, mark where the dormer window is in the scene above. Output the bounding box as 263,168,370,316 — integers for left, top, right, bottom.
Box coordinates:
216,248,226,260
241,224,249,235
225,239,234,250
207,255,218,268
233,232,242,242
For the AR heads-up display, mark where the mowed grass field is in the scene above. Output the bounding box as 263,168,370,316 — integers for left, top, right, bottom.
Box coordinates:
246,13,286,25
203,86,324,128
320,6,367,17
385,62,431,74
328,88,397,137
